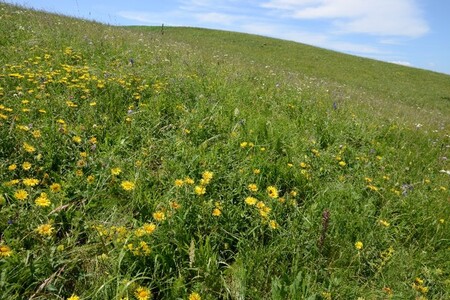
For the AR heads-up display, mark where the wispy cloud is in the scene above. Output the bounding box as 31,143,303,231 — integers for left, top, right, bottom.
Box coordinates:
261,0,429,37
390,60,413,67
194,12,243,25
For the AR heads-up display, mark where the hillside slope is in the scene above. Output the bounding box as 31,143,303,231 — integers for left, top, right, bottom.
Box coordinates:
1,3,449,300
131,26,450,127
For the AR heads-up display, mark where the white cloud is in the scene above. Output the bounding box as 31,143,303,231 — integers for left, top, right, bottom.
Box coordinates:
241,22,384,55
390,60,413,66
194,12,242,25
261,0,429,37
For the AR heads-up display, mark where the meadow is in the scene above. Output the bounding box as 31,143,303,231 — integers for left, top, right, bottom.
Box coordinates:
0,3,449,299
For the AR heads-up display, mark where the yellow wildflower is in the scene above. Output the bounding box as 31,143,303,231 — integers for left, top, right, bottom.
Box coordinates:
50,183,62,192
72,136,82,144
8,164,17,171
14,189,28,201
174,179,184,187
36,223,54,236
201,171,213,185
0,244,13,257
184,177,194,185
194,185,206,195
267,186,279,199
32,130,41,138
35,193,51,207
355,241,363,250
22,161,32,170
67,294,80,300
378,220,390,227
87,175,95,184
121,181,135,191
248,183,258,192
23,178,39,186
245,196,257,206
111,167,122,176
23,142,36,153
188,292,201,300
142,223,157,234
269,220,279,229
134,286,151,300
153,211,166,222
212,208,222,216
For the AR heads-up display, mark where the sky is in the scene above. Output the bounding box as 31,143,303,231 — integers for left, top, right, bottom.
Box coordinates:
5,0,450,74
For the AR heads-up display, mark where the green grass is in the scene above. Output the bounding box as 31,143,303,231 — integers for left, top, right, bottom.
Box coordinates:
1,3,449,300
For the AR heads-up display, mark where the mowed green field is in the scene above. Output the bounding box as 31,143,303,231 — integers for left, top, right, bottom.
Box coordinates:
1,3,449,300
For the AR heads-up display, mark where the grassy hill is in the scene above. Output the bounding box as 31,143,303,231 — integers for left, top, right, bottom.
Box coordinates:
1,3,449,300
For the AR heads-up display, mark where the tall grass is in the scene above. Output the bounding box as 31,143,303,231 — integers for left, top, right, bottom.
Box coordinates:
1,3,449,299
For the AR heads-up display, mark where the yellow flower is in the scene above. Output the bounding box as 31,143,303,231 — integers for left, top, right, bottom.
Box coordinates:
35,193,51,207
188,292,201,300
240,142,248,148
378,220,390,227
134,286,152,300
23,142,36,153
142,223,157,234
245,196,257,206
253,168,261,174
311,149,320,157
212,208,222,216
289,190,297,197
194,185,206,195
111,167,122,176
14,189,28,201
267,186,279,199
8,164,17,171
32,130,41,138
0,244,13,257
299,162,308,168
5,179,20,186
259,206,271,217
367,185,378,192
23,178,39,186
339,161,346,167
67,294,80,300
248,184,258,192
36,223,54,236
269,220,279,229
256,201,266,209
153,211,166,222
121,181,135,191
22,161,32,170
174,179,184,187
89,137,97,144
87,175,95,184
201,171,213,185
355,241,363,250
184,177,194,185
50,183,62,192
75,169,83,177
72,136,82,144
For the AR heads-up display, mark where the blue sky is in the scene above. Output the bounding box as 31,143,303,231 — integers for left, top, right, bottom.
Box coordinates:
5,0,450,74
